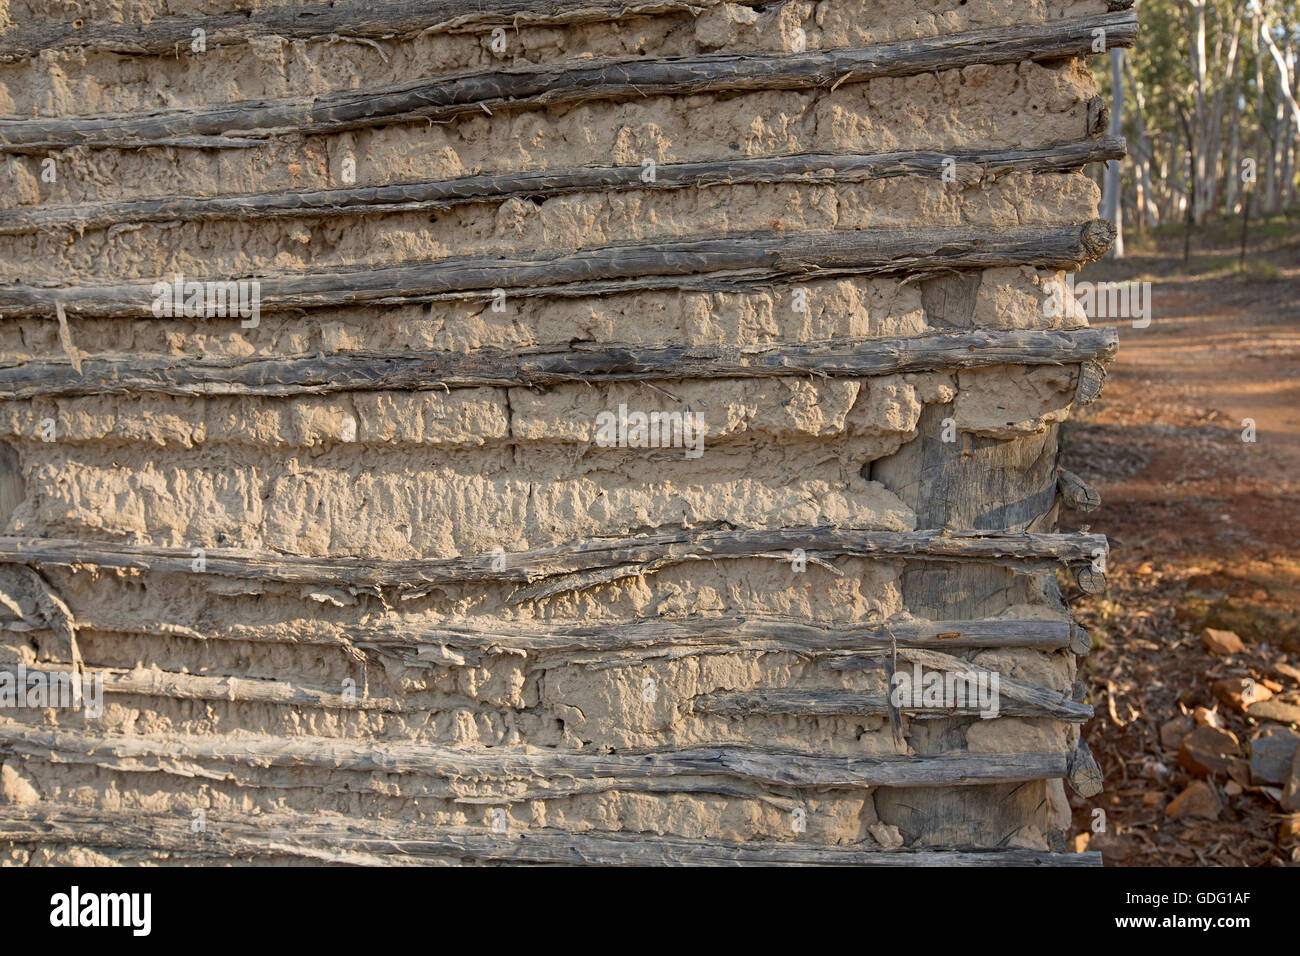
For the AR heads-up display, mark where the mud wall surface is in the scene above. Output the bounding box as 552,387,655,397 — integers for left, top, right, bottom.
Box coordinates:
0,0,1124,865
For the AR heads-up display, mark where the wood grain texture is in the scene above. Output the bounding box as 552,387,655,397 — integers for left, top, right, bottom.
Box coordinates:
0,664,402,711
0,804,1102,865
1069,624,1094,657
0,138,1126,234
1,650,1090,720
0,328,1119,398
0,441,21,528
1066,739,1104,797
867,350,1092,840
0,0,741,62
0,221,1117,318
0,528,1110,594
59,615,1075,681
0,0,1124,867
872,404,1064,536
0,13,1138,151
1057,466,1102,511
694,687,1091,721
0,723,1074,791
0,0,1138,63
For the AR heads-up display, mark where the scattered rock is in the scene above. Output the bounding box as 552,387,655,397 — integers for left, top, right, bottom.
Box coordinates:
1212,677,1274,712
1192,706,1222,728
1160,715,1194,751
1249,726,1300,785
1141,759,1169,780
1257,787,1285,806
1202,627,1245,655
1069,832,1091,853
1269,661,1300,685
1285,746,1300,813
1177,725,1242,778
1246,698,1300,726
1224,780,1243,796
1165,781,1221,820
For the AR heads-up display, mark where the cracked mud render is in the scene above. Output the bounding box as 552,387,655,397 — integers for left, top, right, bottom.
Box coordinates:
0,0,1123,866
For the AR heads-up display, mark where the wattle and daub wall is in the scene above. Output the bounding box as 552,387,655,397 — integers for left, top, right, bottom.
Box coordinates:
0,0,1128,865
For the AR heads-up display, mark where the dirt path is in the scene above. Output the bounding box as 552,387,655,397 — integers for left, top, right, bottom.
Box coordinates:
1060,222,1300,866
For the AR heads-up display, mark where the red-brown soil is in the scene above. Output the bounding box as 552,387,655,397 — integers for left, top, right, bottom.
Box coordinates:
1062,216,1300,866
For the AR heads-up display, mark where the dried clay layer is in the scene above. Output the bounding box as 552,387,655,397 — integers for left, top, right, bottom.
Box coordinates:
0,269,1094,362
0,4,1114,867
0,764,1064,857
0,0,1119,95
1,60,1101,207
0,173,1101,284
0,795,1076,866
0,364,1083,450
0,366,1082,551
10,551,1072,643
0,640,1077,749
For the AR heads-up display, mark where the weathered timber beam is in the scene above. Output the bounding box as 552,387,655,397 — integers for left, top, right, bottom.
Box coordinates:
0,723,1073,789
0,0,743,62
0,138,1127,234
894,646,1092,720
0,221,1117,319
345,616,1077,656
0,328,1119,398
62,615,1073,676
814,644,1095,718
1057,466,1102,511
0,0,1137,63
693,688,1092,721
1074,359,1108,405
0,13,1138,151
0,528,1110,592
0,665,402,711
1068,623,1093,657
1,654,1090,720
0,804,1103,865
1066,738,1104,797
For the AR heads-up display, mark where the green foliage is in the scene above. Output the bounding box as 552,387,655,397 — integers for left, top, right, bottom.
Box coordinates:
1096,0,1300,229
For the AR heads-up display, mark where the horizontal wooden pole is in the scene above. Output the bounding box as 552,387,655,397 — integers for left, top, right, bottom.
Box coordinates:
0,137,1126,234
0,804,1101,865
324,616,1076,655
65,615,1074,679
694,688,1090,721
0,723,1073,791
3,652,1091,721
0,0,746,62
0,221,1117,319
0,664,401,712
0,0,1138,63
0,529,1109,594
689,690,1085,721
897,647,1091,720
0,13,1138,152
0,328,1119,398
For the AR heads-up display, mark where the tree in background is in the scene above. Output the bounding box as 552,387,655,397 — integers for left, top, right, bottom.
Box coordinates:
1099,0,1300,253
